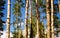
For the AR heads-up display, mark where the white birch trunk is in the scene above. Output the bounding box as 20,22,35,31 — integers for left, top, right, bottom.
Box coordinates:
6,0,11,38
51,0,54,38
35,0,40,38
25,0,29,38
46,0,51,38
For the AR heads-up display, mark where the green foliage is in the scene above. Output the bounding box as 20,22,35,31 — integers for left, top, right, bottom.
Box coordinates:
54,13,59,28
29,15,45,38
11,0,60,38
12,1,24,38
53,3,60,28
13,2,21,17
12,31,18,38
12,0,24,25
28,0,45,38
12,30,24,38
12,0,25,17
12,0,24,28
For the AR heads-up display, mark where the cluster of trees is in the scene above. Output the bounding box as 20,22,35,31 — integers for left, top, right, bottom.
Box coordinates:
0,0,60,38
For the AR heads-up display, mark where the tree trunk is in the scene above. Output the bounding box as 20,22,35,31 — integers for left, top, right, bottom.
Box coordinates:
25,0,29,38
6,0,11,38
15,1,19,38
18,17,21,38
29,0,33,38
35,0,40,38
18,30,21,38
51,0,54,38
46,0,51,38
58,0,60,12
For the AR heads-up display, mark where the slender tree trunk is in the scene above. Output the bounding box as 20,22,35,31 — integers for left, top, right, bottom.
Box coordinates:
14,1,19,38
18,30,21,38
16,1,19,38
25,0,29,38
18,30,20,38
6,0,11,38
18,18,21,38
35,0,40,38
46,0,51,38
20,30,22,38
51,0,54,38
18,17,21,38
58,0,60,12
29,0,33,38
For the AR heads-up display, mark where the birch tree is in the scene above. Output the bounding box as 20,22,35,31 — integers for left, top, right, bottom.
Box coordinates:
6,0,11,38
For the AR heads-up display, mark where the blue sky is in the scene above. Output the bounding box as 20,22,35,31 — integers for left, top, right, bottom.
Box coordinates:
2,0,60,31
